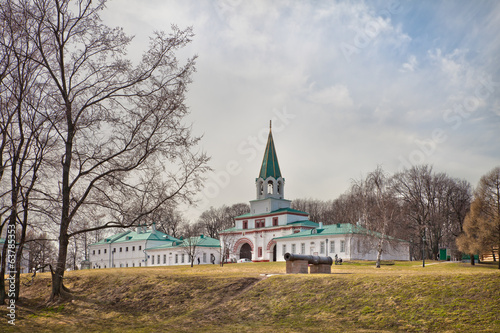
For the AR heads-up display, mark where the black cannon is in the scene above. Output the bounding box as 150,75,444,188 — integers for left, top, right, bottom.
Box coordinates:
284,253,333,266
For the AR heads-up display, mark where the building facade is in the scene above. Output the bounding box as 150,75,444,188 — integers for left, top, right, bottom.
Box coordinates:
147,235,221,266
89,224,178,268
220,124,318,262
274,223,410,261
89,225,222,268
220,123,410,263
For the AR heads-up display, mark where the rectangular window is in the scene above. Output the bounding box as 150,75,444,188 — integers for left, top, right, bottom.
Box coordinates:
175,254,178,263
120,247,122,252
258,247,263,257
139,263,141,267
282,244,287,255
203,252,207,263
132,246,135,251
126,247,128,252
132,263,135,267
341,240,345,252
126,263,128,267
256,219,265,228
163,254,166,264
98,249,101,255
182,254,185,263
93,250,95,255
301,243,305,254
243,220,248,229
330,241,335,253
320,241,325,254
157,255,160,265
104,249,107,254
273,217,278,226
152,255,154,265
291,244,296,254
139,245,142,251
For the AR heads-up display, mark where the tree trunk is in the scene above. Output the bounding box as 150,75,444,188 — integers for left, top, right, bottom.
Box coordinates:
375,238,384,268
51,231,70,300
470,253,475,266
0,239,8,304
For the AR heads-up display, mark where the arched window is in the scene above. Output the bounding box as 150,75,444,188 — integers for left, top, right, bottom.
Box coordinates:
277,181,281,194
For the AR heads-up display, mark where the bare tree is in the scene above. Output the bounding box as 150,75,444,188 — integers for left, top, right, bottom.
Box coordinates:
24,231,55,273
197,203,249,239
179,223,204,267
151,206,185,239
3,0,211,300
349,167,401,268
0,0,55,303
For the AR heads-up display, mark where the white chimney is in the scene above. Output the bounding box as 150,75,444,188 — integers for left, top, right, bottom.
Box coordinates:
318,222,323,229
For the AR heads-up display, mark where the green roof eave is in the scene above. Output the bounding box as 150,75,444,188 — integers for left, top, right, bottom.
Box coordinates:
146,236,220,250
235,207,308,219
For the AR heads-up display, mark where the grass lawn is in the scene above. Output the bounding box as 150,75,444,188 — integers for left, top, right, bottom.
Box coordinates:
1,260,499,332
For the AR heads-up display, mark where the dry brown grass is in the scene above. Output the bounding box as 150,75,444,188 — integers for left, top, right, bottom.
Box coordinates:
1,260,499,332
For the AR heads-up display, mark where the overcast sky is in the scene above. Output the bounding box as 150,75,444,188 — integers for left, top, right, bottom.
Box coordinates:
101,0,500,222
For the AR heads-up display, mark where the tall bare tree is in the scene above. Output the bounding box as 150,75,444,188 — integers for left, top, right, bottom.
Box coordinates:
0,0,55,303
197,203,249,239
7,0,211,300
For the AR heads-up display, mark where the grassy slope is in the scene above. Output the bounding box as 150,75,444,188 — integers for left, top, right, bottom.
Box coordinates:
1,261,499,332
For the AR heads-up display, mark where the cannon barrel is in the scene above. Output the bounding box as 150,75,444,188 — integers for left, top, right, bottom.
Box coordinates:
284,253,333,265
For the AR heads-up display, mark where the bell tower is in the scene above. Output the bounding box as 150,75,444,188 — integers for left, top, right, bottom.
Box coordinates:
256,121,285,200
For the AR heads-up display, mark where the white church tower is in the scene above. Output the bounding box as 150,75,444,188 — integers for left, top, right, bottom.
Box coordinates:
251,121,292,215
220,122,318,262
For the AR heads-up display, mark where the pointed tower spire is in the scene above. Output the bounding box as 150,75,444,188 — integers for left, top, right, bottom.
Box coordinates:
259,123,281,179
256,121,284,200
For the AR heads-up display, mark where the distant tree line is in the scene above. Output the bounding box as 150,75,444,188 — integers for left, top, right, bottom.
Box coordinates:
292,165,472,262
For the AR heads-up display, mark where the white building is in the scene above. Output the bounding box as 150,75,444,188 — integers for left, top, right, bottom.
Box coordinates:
274,223,410,261
89,225,222,268
147,235,221,266
220,124,318,262
220,123,410,263
89,224,179,268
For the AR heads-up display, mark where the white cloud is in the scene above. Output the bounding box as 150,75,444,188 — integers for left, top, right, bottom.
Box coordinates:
400,55,417,72
307,85,354,109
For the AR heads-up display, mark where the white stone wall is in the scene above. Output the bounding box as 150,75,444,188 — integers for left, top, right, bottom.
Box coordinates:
275,235,351,261
275,234,409,262
146,247,221,266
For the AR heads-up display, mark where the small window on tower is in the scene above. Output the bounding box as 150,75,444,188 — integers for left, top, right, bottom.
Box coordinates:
243,220,248,229
273,217,278,226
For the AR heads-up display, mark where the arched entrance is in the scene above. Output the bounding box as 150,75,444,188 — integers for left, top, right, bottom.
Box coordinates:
240,243,252,260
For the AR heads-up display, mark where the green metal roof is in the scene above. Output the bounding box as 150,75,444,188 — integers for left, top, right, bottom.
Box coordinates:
89,228,178,246
259,128,282,179
235,207,308,219
147,235,220,250
274,223,409,242
274,223,362,239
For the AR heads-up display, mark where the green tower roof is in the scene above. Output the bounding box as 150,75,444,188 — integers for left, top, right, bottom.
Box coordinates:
259,125,282,179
